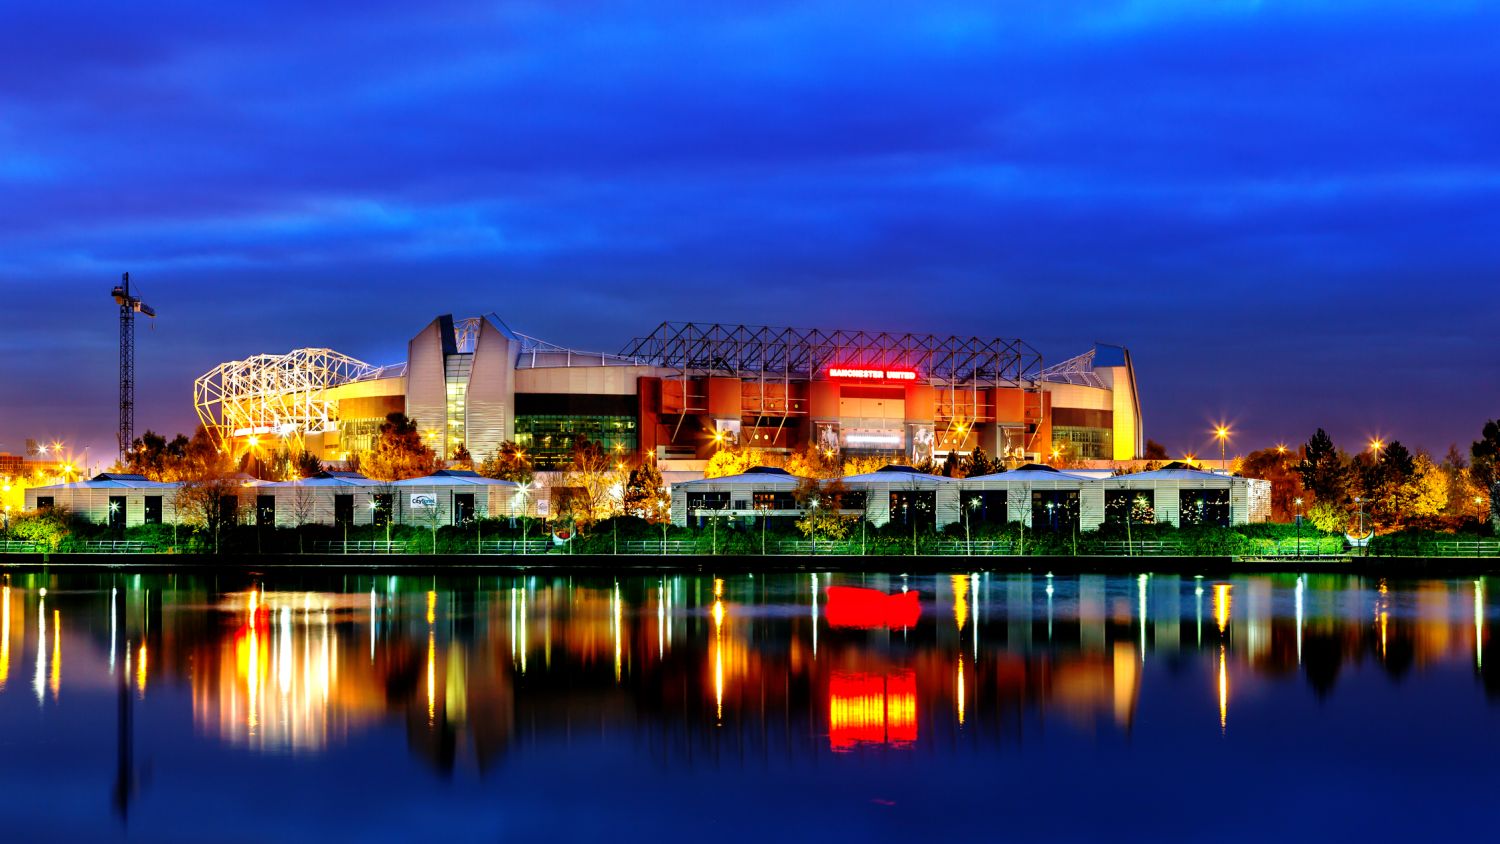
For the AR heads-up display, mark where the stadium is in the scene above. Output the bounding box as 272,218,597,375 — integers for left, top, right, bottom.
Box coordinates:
192,313,1144,473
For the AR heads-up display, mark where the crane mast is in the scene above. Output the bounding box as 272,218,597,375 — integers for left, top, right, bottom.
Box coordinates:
112,273,155,462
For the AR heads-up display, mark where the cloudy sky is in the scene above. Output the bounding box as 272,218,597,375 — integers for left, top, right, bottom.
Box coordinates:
2,0,1497,464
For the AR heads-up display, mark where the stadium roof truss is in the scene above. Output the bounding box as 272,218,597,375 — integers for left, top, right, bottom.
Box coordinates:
1035,348,1108,388
619,322,1044,388
194,348,381,444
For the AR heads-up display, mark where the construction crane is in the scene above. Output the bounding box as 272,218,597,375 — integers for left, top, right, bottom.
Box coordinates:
111,273,156,462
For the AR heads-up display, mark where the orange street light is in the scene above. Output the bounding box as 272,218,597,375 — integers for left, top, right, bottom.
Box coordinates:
1212,425,1231,472
1369,437,1385,455
1275,443,1288,455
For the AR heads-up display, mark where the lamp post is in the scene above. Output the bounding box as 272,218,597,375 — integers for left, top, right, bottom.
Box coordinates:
1294,497,1304,559
1213,425,1231,473
1355,496,1366,557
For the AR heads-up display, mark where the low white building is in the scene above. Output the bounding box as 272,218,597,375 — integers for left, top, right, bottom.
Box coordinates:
1099,463,1270,527
24,473,179,528
670,467,803,527
841,466,961,529
961,464,1093,530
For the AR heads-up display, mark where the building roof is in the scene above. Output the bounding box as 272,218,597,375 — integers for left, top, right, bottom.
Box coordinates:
391,472,520,487
676,468,801,487
842,466,956,485
966,464,1092,482
37,474,178,490
1113,462,1231,482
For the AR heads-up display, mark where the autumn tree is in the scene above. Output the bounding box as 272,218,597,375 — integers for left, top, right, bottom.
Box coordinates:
622,456,669,523
1241,447,1306,522
1143,439,1169,460
450,443,474,470
841,454,889,477
362,413,441,481
478,441,534,485
561,437,624,526
174,476,245,553
704,446,757,479
780,444,839,479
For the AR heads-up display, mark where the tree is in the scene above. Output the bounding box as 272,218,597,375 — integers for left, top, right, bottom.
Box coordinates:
841,454,889,477
174,476,244,553
450,443,474,470
362,412,441,481
1306,500,1346,534
478,441,534,485
1144,439,1169,460
793,476,855,543
622,456,669,523
1471,420,1500,490
939,451,964,478
8,506,70,550
1297,429,1351,505
704,446,757,479
781,444,839,479
963,445,1001,478
561,437,623,526
1241,447,1306,522
1363,440,1417,527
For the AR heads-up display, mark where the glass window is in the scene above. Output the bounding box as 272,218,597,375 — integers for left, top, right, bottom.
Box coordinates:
37,496,54,509
1031,490,1080,532
1052,426,1113,460
334,494,354,526
1105,490,1156,524
372,494,394,527
752,491,798,510
515,415,638,468
256,495,276,527
1179,489,1229,528
143,496,163,525
108,495,127,530
889,490,936,528
960,490,1008,524
453,493,476,524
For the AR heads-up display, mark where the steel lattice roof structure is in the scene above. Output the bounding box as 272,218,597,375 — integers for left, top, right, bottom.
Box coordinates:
619,322,1043,386
194,348,381,443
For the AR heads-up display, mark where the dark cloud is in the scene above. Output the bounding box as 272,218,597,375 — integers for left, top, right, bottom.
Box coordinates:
2,0,1498,460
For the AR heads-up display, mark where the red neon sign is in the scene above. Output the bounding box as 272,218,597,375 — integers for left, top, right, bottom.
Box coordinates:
828,366,917,381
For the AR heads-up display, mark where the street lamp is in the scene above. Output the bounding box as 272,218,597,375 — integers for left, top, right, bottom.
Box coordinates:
1354,496,1366,557
1213,425,1231,473
1368,438,1385,456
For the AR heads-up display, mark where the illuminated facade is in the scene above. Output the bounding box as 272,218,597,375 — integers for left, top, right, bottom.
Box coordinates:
195,314,1145,468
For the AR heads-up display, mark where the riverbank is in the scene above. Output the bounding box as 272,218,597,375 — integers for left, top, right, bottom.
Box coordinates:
3,552,1500,576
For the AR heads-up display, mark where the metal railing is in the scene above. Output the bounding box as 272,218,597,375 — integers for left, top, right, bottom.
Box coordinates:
78,540,161,553
477,540,553,555
311,540,413,554
0,540,45,553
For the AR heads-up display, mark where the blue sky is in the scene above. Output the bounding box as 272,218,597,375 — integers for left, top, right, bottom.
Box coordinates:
2,0,1497,464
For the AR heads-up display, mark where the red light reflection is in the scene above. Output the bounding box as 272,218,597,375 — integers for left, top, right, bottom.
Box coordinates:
825,586,921,630
828,670,917,751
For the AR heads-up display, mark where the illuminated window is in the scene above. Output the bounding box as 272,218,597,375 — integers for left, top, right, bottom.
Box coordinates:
1105,490,1155,524
514,415,638,468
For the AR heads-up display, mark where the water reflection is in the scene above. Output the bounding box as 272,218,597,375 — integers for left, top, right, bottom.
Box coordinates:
1,572,1499,767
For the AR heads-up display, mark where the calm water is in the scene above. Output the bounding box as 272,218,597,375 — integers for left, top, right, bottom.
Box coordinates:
1,569,1497,842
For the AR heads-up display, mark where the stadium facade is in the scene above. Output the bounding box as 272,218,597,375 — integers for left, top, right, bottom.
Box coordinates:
194,314,1144,469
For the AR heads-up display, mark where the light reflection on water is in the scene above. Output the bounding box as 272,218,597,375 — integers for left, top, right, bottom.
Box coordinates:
0,570,1498,841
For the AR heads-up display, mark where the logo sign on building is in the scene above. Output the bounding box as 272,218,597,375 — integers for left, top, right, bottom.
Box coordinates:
410,493,437,510
827,366,918,382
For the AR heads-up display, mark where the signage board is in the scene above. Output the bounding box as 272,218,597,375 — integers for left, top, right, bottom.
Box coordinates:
827,367,917,381
410,493,437,510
